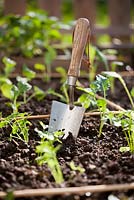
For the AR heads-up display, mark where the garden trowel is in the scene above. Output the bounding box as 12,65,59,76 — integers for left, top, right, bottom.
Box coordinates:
48,18,90,138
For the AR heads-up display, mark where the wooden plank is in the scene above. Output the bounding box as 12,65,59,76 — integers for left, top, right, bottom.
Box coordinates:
1,183,134,198
73,0,96,26
4,0,26,15
60,25,134,38
108,0,131,42
94,25,134,36
37,0,61,18
73,0,96,42
97,43,134,50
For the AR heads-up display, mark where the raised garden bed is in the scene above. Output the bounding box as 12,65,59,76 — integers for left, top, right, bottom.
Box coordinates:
0,10,134,200
0,73,134,200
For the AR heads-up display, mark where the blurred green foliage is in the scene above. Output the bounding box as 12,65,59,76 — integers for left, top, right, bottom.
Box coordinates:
0,10,61,58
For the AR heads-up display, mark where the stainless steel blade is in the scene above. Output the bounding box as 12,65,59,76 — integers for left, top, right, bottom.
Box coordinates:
48,100,85,138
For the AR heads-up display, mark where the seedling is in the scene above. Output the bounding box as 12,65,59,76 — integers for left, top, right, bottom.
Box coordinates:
69,161,85,174
0,112,31,143
105,110,134,154
77,75,110,136
2,57,16,77
108,61,124,94
0,57,16,97
120,111,134,153
35,121,64,184
46,80,69,104
56,66,67,84
88,46,109,82
22,65,36,80
32,86,46,101
103,71,134,109
44,46,57,82
8,76,32,113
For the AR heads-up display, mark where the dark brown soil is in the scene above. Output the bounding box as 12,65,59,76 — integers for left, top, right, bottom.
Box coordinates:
0,77,134,200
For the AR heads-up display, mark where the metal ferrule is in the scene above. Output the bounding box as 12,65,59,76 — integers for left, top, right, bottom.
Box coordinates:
67,76,77,86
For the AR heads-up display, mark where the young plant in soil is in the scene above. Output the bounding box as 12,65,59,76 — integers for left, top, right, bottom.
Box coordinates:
88,46,109,82
0,112,31,142
0,76,32,142
78,74,110,136
77,72,134,153
35,121,64,184
0,57,16,98
100,71,134,153
103,71,134,109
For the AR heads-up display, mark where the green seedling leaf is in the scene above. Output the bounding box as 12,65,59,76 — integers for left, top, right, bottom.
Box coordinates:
77,87,94,96
60,82,69,103
35,130,51,140
36,141,53,154
34,63,46,71
1,83,13,99
54,130,64,138
69,161,85,173
56,67,67,83
17,76,32,94
119,146,130,152
103,71,121,79
35,121,64,183
0,112,31,142
78,93,91,109
0,119,9,128
96,48,109,70
112,119,122,127
102,49,118,55
50,29,61,39
22,65,36,80
103,71,134,109
89,45,96,66
90,74,110,96
11,118,31,142
33,86,46,101
2,57,16,77
111,61,124,68
131,88,134,98
35,122,53,140
11,85,19,100
97,99,107,108
47,88,66,102
0,77,12,85
45,47,56,66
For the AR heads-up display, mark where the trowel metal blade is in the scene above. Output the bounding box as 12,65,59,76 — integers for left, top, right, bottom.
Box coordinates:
48,100,85,138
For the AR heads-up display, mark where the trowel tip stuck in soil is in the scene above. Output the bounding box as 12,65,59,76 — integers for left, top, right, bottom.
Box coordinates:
48,18,90,138
48,100,85,138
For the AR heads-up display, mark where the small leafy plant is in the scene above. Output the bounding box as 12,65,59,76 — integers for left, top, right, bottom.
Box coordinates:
104,110,134,154
35,121,64,184
0,112,31,143
0,57,16,96
103,71,134,109
3,76,32,113
88,46,109,82
77,74,110,136
78,71,134,153
0,10,61,58
0,74,33,142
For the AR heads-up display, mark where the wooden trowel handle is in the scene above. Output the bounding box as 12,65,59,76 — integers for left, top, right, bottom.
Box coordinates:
68,18,90,79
